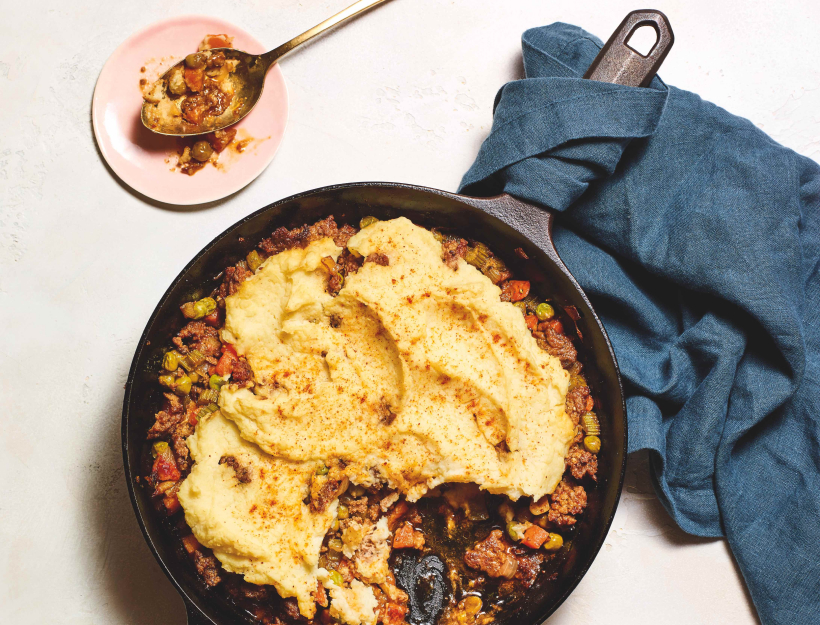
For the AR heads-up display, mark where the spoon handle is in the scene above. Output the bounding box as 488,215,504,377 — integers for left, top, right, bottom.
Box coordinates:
263,0,393,65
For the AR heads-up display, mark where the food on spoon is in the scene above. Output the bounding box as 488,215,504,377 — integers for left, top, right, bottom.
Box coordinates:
141,35,259,175
142,34,245,136
144,216,602,624
142,49,239,133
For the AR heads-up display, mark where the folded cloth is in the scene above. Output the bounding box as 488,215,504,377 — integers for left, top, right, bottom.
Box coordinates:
460,23,820,625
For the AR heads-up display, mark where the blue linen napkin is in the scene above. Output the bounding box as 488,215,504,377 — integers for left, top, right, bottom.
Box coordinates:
460,23,820,625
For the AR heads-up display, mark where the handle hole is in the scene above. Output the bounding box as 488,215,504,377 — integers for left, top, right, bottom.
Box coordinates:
625,24,658,57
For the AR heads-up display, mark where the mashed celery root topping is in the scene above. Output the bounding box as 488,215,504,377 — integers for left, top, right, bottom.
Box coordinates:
178,217,575,621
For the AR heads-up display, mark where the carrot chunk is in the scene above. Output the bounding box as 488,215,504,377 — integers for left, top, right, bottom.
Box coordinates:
501,280,531,302
183,67,204,92
386,500,409,530
163,493,181,515
393,522,424,549
215,351,236,376
521,525,549,549
182,534,202,554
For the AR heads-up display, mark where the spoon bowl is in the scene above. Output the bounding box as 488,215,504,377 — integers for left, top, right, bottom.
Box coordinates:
140,48,274,136
141,0,392,137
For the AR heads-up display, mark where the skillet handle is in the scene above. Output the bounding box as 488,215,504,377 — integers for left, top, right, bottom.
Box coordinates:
583,9,674,87
185,600,214,625
466,10,674,221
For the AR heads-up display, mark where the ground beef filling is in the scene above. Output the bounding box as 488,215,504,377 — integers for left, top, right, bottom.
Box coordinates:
441,237,468,270
546,479,588,527
464,530,519,579
219,454,253,484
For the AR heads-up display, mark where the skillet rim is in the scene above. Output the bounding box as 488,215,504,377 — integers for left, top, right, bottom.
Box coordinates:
121,181,628,625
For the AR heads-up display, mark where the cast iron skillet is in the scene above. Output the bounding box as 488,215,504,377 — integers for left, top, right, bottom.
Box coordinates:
123,11,673,625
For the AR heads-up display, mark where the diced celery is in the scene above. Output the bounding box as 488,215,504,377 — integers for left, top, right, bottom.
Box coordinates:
188,350,205,367
180,350,205,372
197,388,218,405
193,297,217,319
506,522,520,541
247,250,263,272
464,242,490,268
197,403,218,419
152,441,170,458
581,412,601,436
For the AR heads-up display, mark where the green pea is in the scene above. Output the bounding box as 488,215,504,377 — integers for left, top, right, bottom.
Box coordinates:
209,374,225,390
359,216,379,229
162,350,181,371
158,374,176,388
316,462,329,476
543,533,563,551
191,140,213,163
584,435,602,454
337,504,349,519
174,375,192,396
185,53,207,69
463,596,482,616
536,303,555,321
328,570,344,586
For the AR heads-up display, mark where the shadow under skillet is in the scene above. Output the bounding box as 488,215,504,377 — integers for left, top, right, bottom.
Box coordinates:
79,365,187,625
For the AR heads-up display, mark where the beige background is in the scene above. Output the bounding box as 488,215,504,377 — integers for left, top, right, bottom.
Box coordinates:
3,0,819,622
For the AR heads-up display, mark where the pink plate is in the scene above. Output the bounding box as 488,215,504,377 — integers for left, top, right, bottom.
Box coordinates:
92,16,288,205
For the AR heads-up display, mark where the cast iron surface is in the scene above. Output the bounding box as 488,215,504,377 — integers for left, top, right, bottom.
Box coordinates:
123,183,627,625
584,10,673,87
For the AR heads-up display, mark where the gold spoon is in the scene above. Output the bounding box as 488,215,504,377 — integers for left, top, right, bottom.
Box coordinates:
141,0,393,136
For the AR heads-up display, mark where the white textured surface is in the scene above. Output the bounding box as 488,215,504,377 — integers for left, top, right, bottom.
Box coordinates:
1,0,818,623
